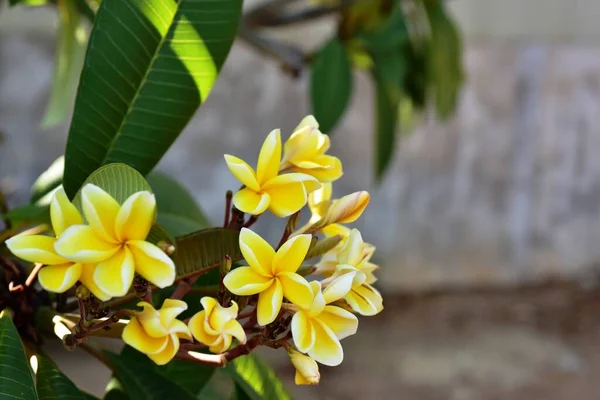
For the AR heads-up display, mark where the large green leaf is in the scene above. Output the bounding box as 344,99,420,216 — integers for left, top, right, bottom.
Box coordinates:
63,0,243,197
311,38,353,133
174,228,242,279
36,357,87,400
0,314,37,400
226,354,291,400
104,352,195,400
146,171,209,237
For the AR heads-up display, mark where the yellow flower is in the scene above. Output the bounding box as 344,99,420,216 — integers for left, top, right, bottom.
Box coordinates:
223,228,314,326
319,229,383,316
52,184,175,298
287,348,320,385
188,297,246,354
225,129,321,217
6,188,111,300
122,299,192,365
291,281,358,366
281,116,343,182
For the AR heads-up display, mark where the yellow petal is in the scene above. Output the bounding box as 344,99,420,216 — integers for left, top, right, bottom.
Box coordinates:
294,115,319,132
170,319,192,341
308,319,344,366
209,334,232,354
79,264,112,301
137,301,168,338
115,191,155,242
291,311,315,353
122,318,169,355
148,334,179,365
207,301,238,332
321,223,351,238
232,189,270,216
224,155,260,191
308,281,326,317
256,129,282,185
295,156,343,182
239,228,275,277
188,311,219,346
223,319,246,344
93,248,135,297
38,263,82,293
158,299,187,330
332,191,370,224
345,284,383,316
288,349,320,385
54,225,120,263
262,176,308,218
308,182,332,208
272,234,311,274
317,305,358,340
6,235,68,265
128,240,175,289
223,267,273,296
256,279,283,326
337,229,363,266
50,188,83,236
283,126,319,165
81,184,120,243
200,297,218,317
322,270,356,304
278,272,313,310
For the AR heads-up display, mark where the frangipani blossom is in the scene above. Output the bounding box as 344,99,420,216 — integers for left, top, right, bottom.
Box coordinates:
291,281,358,366
288,348,320,385
54,184,175,297
122,299,192,365
6,188,111,300
188,297,246,354
223,228,313,326
319,229,383,316
281,116,343,182
225,129,321,217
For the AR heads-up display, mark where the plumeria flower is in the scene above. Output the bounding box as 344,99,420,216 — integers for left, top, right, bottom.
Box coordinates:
319,229,383,316
53,184,175,297
188,297,246,354
223,228,313,326
6,188,110,300
287,348,320,385
224,129,321,217
290,281,358,366
122,299,192,365
280,116,343,182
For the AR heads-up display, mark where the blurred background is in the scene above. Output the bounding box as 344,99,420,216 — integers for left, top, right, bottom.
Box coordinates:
4,0,600,399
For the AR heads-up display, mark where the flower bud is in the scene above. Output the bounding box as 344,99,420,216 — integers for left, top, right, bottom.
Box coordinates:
288,349,320,385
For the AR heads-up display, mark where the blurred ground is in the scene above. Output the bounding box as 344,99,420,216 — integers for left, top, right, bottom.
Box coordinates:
47,278,600,400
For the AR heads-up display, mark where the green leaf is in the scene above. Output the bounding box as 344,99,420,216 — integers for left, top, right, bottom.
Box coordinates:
229,384,252,400
30,156,65,205
104,352,195,400
425,1,463,119
226,355,291,400
174,228,242,280
63,0,243,198
36,357,87,400
360,4,408,54
4,204,50,225
71,163,152,207
146,171,209,237
41,0,87,128
8,0,48,6
311,38,353,133
305,235,342,260
103,377,130,400
0,314,37,400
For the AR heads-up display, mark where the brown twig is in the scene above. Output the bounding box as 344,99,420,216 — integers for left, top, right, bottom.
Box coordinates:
224,190,233,228
24,263,43,287
176,336,263,367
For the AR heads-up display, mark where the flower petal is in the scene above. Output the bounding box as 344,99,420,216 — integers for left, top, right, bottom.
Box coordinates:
148,335,179,365
294,115,319,132
6,235,68,265
345,284,383,316
208,302,238,332
93,248,135,297
291,311,315,353
232,189,270,216
308,319,344,366
188,311,219,346
322,223,351,238
273,234,311,274
137,301,168,338
79,264,112,301
239,228,274,277
170,319,192,341
224,267,273,296
322,270,356,304
210,334,232,354
158,299,187,330
38,263,82,293
115,191,155,242
81,184,120,243
318,305,358,340
262,176,308,218
337,229,363,266
256,279,283,326
278,272,313,310
256,129,282,185
295,156,343,182
335,191,370,224
128,240,175,289
50,188,83,236
223,319,246,344
54,225,120,263
288,349,320,385
224,155,260,191
283,126,319,165
308,182,332,208
122,318,169,355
